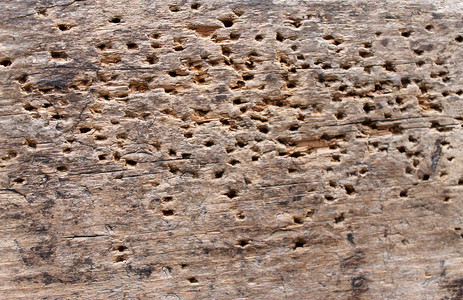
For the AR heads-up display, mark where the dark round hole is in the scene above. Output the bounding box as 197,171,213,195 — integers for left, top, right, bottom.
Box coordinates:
237,239,249,247
162,209,174,216
221,19,234,27
57,166,68,172
187,277,198,283
110,17,121,23
127,42,138,49
57,24,71,31
0,58,12,67
215,170,224,178
13,178,25,184
125,159,137,166
293,239,305,249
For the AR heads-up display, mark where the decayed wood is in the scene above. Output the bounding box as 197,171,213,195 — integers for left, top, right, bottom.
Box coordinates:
1,0,463,299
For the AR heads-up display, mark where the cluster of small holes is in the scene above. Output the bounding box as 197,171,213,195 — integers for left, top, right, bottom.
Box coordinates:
5,6,463,281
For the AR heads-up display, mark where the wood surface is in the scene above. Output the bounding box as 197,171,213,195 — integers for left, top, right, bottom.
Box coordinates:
1,0,463,299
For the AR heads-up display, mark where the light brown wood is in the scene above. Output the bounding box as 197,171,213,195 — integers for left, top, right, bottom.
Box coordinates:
1,0,463,298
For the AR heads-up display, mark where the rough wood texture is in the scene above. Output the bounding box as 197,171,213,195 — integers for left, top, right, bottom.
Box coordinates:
1,0,463,299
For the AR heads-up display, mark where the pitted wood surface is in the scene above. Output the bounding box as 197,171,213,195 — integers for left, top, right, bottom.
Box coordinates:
1,0,463,299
